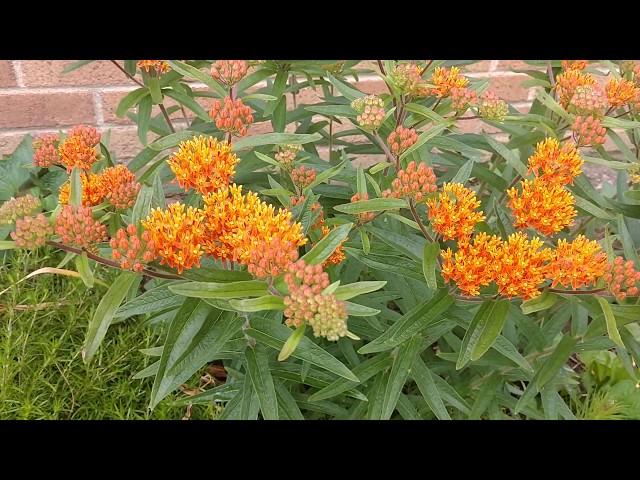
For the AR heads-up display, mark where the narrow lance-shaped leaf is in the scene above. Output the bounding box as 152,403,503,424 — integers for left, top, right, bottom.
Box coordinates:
422,242,440,289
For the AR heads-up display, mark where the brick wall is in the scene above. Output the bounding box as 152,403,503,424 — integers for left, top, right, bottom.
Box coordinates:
0,60,545,161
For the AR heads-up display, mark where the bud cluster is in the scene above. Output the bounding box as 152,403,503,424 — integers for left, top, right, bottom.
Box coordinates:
55,205,107,251
209,97,254,137
110,224,157,272
10,214,53,249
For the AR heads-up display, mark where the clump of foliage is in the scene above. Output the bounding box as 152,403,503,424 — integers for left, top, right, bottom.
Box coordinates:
1,59,640,419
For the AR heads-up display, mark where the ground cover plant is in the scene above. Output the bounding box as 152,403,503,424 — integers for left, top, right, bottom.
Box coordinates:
1,59,640,419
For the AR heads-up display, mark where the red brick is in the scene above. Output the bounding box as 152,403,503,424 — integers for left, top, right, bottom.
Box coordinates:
0,92,95,129
465,61,493,73
19,60,130,87
0,61,16,88
0,131,41,156
487,75,531,102
497,60,537,71
105,127,159,160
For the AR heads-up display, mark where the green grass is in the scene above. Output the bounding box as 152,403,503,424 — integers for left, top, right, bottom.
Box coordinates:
0,248,221,419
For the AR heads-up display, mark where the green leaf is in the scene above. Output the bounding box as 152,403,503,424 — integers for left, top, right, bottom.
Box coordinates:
617,214,640,266
163,88,209,122
0,240,17,250
116,88,149,117
469,374,502,419
115,282,185,318
166,60,227,98
274,380,304,420
75,252,94,288
400,124,449,160
535,342,575,396
596,297,624,348
246,316,358,382
305,104,356,118
521,291,559,315
457,299,510,369
131,184,153,226
345,302,380,316
326,73,365,101
245,346,279,420
148,130,197,151
82,272,138,363
69,167,82,208
306,158,347,190
360,229,371,255
149,300,242,409
137,95,152,145
233,133,322,151
254,151,281,168
380,335,423,419
278,324,306,361
574,195,614,220
228,295,285,313
359,289,454,354
300,222,352,265
412,357,451,420
484,135,528,178
422,242,440,289
451,158,475,185
333,198,407,214
148,76,163,104
334,281,387,301
62,60,95,73
169,280,268,299
367,226,425,261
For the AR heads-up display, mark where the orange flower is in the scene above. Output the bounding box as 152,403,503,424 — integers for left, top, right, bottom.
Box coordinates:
526,137,583,187
385,161,437,202
494,232,552,300
605,78,640,108
555,69,596,108
210,60,248,86
547,235,607,290
69,125,101,147
58,173,106,207
142,203,206,273
387,126,418,156
427,183,485,241
137,60,170,75
561,60,588,71
507,178,577,236
441,232,502,296
209,97,254,137
430,66,469,98
246,237,299,279
33,134,60,168
603,256,640,300
110,224,157,273
55,205,108,251
202,184,306,263
98,165,140,209
321,225,346,267
58,135,98,172
168,135,238,195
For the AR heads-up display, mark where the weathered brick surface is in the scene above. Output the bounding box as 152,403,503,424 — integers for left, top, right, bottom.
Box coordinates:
487,75,531,102
0,92,95,129
19,60,129,87
0,61,16,88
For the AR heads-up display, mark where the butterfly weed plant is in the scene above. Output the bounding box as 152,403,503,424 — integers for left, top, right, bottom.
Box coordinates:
1,59,640,419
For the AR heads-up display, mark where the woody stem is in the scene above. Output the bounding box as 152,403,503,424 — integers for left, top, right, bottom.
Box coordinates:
408,199,434,243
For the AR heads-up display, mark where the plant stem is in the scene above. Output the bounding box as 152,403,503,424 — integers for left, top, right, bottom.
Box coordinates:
408,199,434,242
46,241,182,280
373,132,397,169
159,104,176,133
420,60,433,77
110,60,144,87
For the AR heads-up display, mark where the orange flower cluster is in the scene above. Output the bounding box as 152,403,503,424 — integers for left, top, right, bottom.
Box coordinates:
493,232,552,299
567,85,608,117
283,259,348,341
351,95,385,131
605,78,640,108
275,144,302,168
209,96,254,137
0,194,41,224
291,165,316,189
477,91,508,121
137,60,170,75
11,214,53,249
441,232,502,296
604,257,640,300
546,235,607,289
33,134,60,168
427,183,484,241
387,126,418,155
246,237,299,279
58,135,99,172
508,178,577,236
142,203,206,273
59,165,140,210
69,125,101,147
562,60,588,71
167,136,239,195
430,66,469,98
526,137,583,187
110,224,157,272
572,115,606,147
210,60,248,86
351,192,375,223
321,225,346,267
384,161,437,202
55,205,108,251
202,184,306,264
451,87,478,112
556,69,596,108
389,62,429,97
